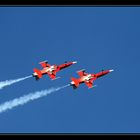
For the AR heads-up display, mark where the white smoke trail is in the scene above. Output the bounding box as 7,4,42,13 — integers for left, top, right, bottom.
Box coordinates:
0,75,32,90
0,84,70,113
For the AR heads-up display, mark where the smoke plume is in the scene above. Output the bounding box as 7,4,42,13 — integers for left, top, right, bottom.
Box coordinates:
0,75,32,90
0,84,70,113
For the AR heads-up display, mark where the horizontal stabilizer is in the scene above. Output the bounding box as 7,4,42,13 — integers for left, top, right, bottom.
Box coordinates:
33,68,42,79
71,77,79,87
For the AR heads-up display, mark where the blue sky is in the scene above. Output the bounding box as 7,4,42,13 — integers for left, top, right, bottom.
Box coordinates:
0,7,140,133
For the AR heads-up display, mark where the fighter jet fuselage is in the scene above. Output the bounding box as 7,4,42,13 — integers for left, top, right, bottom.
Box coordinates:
70,69,114,89
33,61,77,80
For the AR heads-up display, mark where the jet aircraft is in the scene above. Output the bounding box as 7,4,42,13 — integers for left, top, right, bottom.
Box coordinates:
33,60,77,80
70,69,114,89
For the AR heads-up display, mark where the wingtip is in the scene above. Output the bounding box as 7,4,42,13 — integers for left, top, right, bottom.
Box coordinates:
39,60,48,64
51,77,61,80
88,85,97,89
77,69,85,73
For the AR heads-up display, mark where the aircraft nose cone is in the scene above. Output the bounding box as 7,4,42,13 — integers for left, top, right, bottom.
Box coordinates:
109,69,114,72
72,61,77,64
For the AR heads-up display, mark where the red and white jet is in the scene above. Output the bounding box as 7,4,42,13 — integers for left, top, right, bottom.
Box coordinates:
70,69,114,89
32,60,77,80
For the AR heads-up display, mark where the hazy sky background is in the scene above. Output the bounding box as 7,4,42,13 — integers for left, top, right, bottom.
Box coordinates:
0,7,140,133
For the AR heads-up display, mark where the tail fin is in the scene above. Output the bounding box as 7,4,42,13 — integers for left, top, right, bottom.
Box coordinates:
71,77,79,87
33,68,42,79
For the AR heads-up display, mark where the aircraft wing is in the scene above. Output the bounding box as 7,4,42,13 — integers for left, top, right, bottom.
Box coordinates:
84,80,93,88
39,61,51,68
48,73,56,80
77,69,86,77
47,71,57,80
